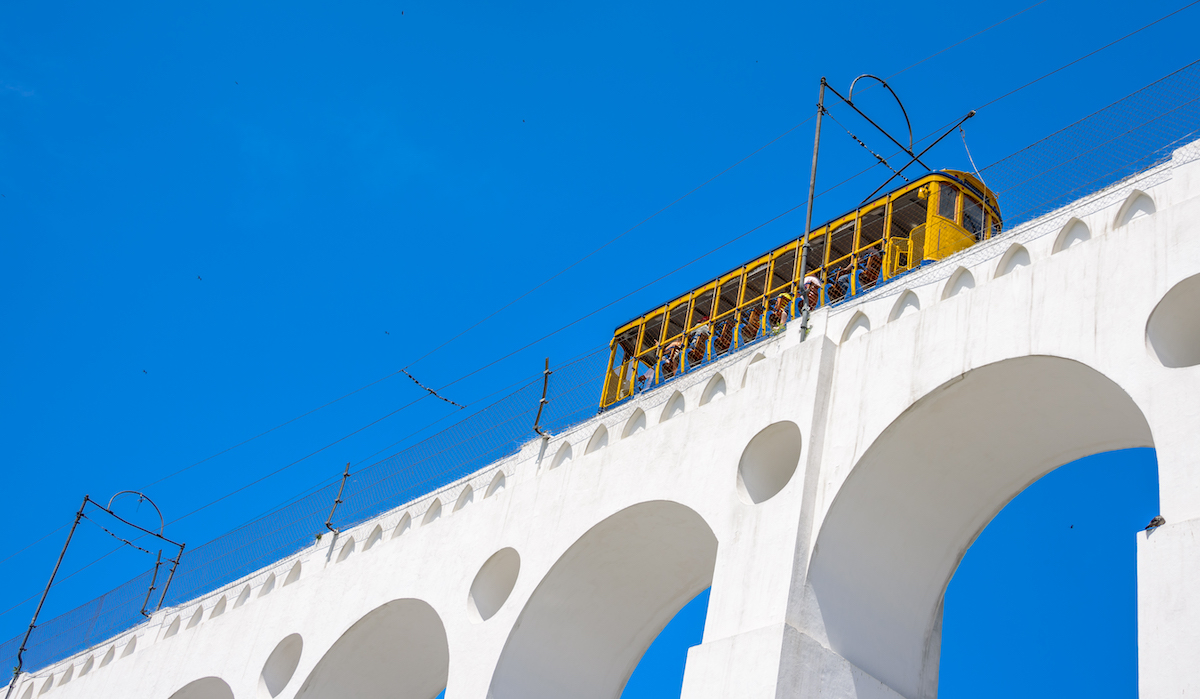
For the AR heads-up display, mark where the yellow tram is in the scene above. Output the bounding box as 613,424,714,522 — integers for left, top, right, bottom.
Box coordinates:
600,170,1002,409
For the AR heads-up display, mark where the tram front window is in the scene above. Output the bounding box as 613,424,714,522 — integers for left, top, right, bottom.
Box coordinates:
890,190,928,237
938,182,959,220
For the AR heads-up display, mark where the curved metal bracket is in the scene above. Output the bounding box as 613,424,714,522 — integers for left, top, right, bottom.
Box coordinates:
106,490,166,536
848,74,914,153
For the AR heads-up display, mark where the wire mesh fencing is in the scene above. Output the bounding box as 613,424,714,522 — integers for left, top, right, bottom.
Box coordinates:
4,59,1200,681
979,59,1200,228
0,347,609,679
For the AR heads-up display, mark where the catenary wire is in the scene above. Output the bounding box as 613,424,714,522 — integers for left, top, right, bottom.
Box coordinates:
0,0,1061,576
4,0,1184,634
400,118,815,371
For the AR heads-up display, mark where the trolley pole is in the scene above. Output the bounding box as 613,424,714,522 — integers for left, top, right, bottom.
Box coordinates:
798,77,826,342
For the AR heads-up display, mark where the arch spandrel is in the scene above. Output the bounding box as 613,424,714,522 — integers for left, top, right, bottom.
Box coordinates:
806,356,1154,699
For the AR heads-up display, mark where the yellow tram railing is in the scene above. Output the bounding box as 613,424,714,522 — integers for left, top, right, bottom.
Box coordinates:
600,169,1002,409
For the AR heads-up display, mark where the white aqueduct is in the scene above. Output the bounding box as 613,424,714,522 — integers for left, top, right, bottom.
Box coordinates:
13,141,1200,699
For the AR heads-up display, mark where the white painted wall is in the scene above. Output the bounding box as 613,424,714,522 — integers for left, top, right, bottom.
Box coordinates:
14,139,1200,699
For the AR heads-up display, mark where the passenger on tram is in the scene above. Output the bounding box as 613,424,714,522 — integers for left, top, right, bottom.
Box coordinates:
804,276,821,308
741,304,766,341
857,247,883,289
836,262,854,298
661,336,685,376
769,292,793,327
827,262,851,302
686,318,711,364
637,365,654,391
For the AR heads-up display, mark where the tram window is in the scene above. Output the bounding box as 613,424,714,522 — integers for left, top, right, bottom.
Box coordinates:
890,190,927,237
744,263,769,302
665,303,688,339
990,215,1002,239
859,206,886,248
615,326,639,363
640,313,664,352
770,248,797,291
690,289,715,326
717,276,742,316
938,183,959,221
804,234,826,273
828,221,856,263
963,196,985,240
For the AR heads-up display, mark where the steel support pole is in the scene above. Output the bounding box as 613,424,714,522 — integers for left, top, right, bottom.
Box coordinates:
798,78,827,342
6,496,88,699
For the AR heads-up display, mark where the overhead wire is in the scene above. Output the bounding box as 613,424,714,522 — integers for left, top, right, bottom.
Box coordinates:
976,0,1200,112
22,5,1180,584
5,0,1185,642
0,0,1055,578
400,0,1059,375
400,118,815,372
809,3,1200,208
885,0,1048,81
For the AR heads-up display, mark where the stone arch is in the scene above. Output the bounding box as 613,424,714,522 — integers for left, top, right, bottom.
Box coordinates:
484,472,506,498
166,677,235,699
453,485,474,513
740,354,767,388
294,599,448,699
18,681,33,699
284,560,303,586
840,311,871,344
422,499,442,526
994,243,1031,278
488,500,718,699
234,585,251,609
185,605,204,629
889,290,921,322
942,267,975,300
699,373,727,406
622,408,647,438
78,656,93,677
37,677,51,696
585,424,609,454
363,525,384,551
660,390,686,421
1146,272,1200,368
56,665,72,686
806,356,1153,699
1115,189,1156,227
550,441,573,470
1053,217,1091,253
162,616,181,639
392,512,412,538
258,573,276,597
99,646,115,667
210,595,227,618
120,636,137,658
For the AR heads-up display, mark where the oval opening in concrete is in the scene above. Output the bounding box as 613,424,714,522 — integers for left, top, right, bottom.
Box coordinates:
1147,273,1200,368
736,421,802,504
468,548,521,623
260,634,303,698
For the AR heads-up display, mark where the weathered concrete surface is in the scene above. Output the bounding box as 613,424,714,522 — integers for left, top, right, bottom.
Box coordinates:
15,140,1200,699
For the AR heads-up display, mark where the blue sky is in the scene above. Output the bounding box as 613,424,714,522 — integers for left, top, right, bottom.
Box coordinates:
0,0,1188,694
